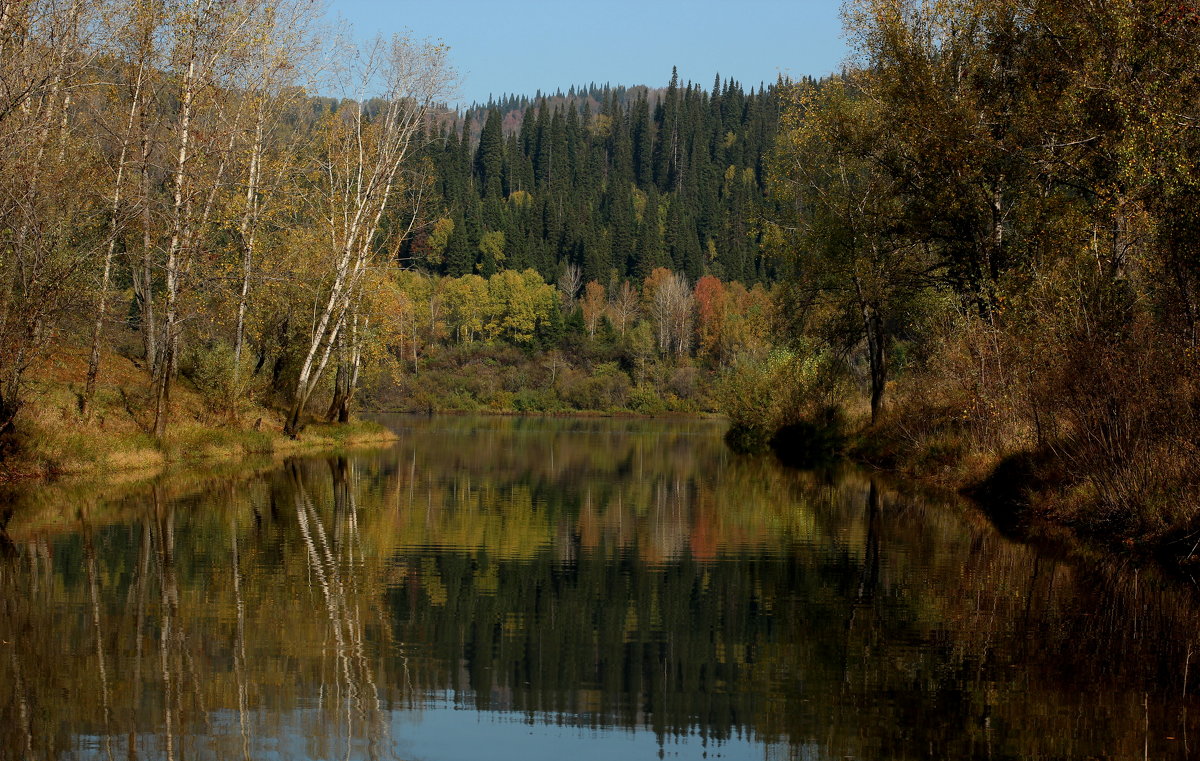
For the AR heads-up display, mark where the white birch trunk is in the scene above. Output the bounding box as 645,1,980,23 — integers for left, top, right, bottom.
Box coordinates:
84,58,147,419
153,51,196,440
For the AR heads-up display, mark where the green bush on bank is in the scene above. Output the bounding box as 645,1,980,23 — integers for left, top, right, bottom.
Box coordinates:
716,343,847,453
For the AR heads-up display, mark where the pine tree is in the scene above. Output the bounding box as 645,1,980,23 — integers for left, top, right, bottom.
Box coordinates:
443,214,475,277
420,71,785,286
630,92,652,187
652,67,682,191
475,108,504,198
635,187,665,279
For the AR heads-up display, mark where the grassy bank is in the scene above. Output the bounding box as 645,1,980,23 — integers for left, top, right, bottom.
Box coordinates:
734,405,1193,572
1,348,396,482
839,419,1198,571
366,341,716,416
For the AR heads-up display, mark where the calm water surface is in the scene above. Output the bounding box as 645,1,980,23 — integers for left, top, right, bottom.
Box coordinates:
2,415,1199,760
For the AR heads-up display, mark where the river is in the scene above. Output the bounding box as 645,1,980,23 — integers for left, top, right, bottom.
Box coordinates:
1,414,1197,760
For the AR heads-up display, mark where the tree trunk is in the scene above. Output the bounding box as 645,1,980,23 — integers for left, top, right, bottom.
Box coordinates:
286,306,346,436
81,248,115,419
154,53,196,441
83,62,145,420
863,302,887,425
325,308,365,424
326,363,348,423
341,315,365,424
234,110,264,371
0,312,43,436
140,126,157,374
325,330,347,423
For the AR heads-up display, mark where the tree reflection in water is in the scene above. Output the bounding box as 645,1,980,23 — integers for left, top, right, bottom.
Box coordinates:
0,415,1199,760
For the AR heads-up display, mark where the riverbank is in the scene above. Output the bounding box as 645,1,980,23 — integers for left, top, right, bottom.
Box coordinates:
837,409,1200,569
370,406,719,421
1,349,396,482
720,358,1199,569
365,342,716,417
734,408,1199,579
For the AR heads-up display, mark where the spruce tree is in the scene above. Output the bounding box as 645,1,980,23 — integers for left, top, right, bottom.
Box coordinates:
475,108,504,199
443,215,474,277
630,92,652,187
420,70,785,287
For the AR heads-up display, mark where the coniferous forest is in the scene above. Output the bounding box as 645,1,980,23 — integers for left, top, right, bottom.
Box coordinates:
407,72,787,286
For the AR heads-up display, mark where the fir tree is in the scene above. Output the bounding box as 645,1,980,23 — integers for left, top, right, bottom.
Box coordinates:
475,108,504,198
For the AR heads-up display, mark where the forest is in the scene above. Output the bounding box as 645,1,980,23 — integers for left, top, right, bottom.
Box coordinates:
2,0,1199,548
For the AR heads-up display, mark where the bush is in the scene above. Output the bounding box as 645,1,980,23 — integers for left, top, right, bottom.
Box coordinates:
668,365,700,399
181,341,254,421
558,363,632,411
513,388,560,413
716,344,845,443
441,390,481,412
487,390,516,411
627,386,667,414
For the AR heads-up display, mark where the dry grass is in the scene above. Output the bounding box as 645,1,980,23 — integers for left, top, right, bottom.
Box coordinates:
851,297,1200,546
2,346,396,482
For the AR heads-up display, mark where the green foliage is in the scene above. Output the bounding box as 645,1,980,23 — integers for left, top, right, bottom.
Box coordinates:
512,388,560,413
424,76,787,285
181,342,255,420
555,362,630,411
627,385,669,415
484,269,556,344
759,0,1200,542
716,345,844,447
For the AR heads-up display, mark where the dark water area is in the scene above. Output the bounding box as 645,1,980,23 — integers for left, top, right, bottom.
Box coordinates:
2,414,1199,760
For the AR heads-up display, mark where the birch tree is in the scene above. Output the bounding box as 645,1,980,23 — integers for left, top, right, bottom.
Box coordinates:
580,280,605,338
151,0,313,438
82,0,159,419
643,268,692,356
607,280,638,337
227,0,320,374
284,34,452,435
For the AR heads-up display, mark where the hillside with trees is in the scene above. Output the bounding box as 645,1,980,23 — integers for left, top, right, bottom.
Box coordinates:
8,0,1199,556
0,0,456,474
407,70,789,285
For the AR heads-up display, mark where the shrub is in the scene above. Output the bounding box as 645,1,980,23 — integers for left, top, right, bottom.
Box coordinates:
716,344,845,443
668,365,700,399
441,390,481,412
513,388,559,413
181,341,254,421
487,390,516,411
558,363,632,411
627,386,667,415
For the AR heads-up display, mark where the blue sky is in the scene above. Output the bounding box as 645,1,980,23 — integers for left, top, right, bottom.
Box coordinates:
326,0,850,106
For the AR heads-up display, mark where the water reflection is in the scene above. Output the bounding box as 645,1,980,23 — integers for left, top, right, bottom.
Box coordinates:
1,415,1199,760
